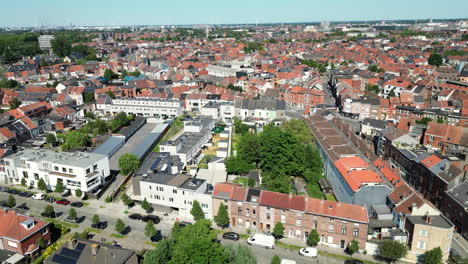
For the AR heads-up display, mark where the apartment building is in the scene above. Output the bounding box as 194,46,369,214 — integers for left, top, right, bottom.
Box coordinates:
281,86,325,108
96,97,184,119
234,100,286,124
0,149,110,194
0,209,51,256
200,102,235,123
212,183,369,249
206,65,239,77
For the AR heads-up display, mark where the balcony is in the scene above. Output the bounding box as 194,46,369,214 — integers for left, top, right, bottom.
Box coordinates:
49,171,76,178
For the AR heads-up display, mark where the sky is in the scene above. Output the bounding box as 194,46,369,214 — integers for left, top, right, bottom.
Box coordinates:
1,0,467,27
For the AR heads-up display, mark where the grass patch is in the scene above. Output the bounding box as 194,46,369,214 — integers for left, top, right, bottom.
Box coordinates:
82,202,90,206
318,251,379,264
325,193,337,201
145,241,158,247
307,182,324,199
239,234,250,240
99,206,106,208
84,227,102,234
40,217,79,229
111,233,125,239
276,241,302,251
123,210,128,214
153,117,184,152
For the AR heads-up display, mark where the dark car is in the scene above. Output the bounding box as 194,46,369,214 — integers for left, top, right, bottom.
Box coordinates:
142,215,160,224
6,189,19,195
18,191,33,197
70,202,83,208
41,212,57,218
0,200,8,207
222,232,240,241
0,186,8,192
128,213,142,220
45,197,56,203
179,221,192,227
150,232,165,242
55,199,70,205
91,222,108,230
15,204,29,210
344,260,364,264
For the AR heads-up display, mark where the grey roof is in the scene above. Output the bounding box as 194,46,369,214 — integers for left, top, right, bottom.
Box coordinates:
235,99,286,111
141,173,176,185
406,215,453,229
92,136,125,157
179,178,206,190
45,238,135,264
446,181,468,209
362,118,387,129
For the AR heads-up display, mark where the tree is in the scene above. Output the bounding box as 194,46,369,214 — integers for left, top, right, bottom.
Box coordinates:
225,156,255,175
142,238,172,264
366,84,380,94
75,189,82,198
347,240,360,256
55,180,65,193
120,69,128,79
115,219,126,234
68,208,77,219
105,90,116,99
424,247,443,264
272,222,285,239
129,70,141,77
91,214,100,225
121,193,133,207
21,178,27,187
232,245,257,264
51,35,72,57
37,237,48,249
46,133,57,147
190,200,205,221
145,221,157,238
84,93,95,104
9,98,22,109
43,205,55,217
62,131,91,151
214,203,230,228
388,88,396,97
7,195,16,208
271,255,281,264
367,64,384,73
378,239,408,263
104,69,119,80
307,229,320,247
118,153,140,176
141,198,152,212
38,178,48,191
428,53,443,66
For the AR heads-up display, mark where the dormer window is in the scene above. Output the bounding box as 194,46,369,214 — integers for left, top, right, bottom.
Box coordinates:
20,219,36,230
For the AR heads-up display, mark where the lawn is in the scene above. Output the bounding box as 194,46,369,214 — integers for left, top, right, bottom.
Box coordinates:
111,233,125,239
325,193,337,202
153,119,184,152
276,241,302,251
306,182,324,199
83,227,102,234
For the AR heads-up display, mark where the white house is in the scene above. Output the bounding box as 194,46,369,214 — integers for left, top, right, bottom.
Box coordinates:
96,97,184,119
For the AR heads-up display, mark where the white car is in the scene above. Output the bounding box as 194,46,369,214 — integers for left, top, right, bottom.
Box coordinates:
299,247,318,258
31,193,45,200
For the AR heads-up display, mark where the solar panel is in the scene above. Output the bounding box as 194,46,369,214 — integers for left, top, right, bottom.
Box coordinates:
75,242,86,252
61,248,81,260
50,254,77,264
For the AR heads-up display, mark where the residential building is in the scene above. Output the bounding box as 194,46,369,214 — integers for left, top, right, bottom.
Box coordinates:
45,238,137,264
0,209,51,257
234,100,286,124
96,97,184,119
281,86,325,109
0,149,110,194
440,182,468,238
212,183,369,249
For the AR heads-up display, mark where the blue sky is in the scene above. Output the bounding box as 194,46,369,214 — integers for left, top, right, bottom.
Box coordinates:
1,0,467,27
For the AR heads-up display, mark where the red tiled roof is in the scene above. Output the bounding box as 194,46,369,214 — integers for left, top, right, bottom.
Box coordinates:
334,157,382,192
0,127,15,140
0,209,49,241
212,183,246,201
259,191,306,211
305,198,368,223
420,154,442,168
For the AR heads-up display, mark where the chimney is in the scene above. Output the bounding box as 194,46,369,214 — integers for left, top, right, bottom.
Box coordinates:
411,203,417,210
91,244,99,256
67,239,77,249
289,192,292,199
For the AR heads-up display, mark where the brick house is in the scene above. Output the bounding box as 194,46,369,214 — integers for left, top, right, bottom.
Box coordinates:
281,86,325,108
0,209,51,256
212,183,369,249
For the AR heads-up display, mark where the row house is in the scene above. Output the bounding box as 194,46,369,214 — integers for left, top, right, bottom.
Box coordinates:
423,122,467,158
96,97,184,119
440,182,468,238
281,86,325,109
212,183,369,249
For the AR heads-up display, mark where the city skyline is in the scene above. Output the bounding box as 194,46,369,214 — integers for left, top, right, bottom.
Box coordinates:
2,0,468,27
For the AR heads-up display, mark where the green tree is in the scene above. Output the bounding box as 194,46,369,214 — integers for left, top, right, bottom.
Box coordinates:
75,189,82,198
120,69,128,79
104,69,119,80
366,84,380,94
51,35,72,57
233,117,250,135
37,237,48,249
38,178,48,191
9,98,22,109
424,247,443,264
55,180,65,193
43,205,55,216
145,221,157,238
129,70,141,77
62,131,91,150
271,255,281,264
190,200,205,221
0,79,19,88
428,53,443,66
171,221,182,238
46,133,57,146
307,229,320,247
367,64,384,73
105,90,116,99
378,239,408,263
84,93,95,103
115,219,126,234
261,170,291,194
118,153,140,176
280,119,314,145
415,117,433,125
7,195,16,208
121,193,133,207
347,240,360,256
141,198,152,212
91,214,100,225
142,238,172,264
214,203,230,228
225,156,255,175
21,178,27,187
68,208,77,219
272,222,284,239
232,245,257,264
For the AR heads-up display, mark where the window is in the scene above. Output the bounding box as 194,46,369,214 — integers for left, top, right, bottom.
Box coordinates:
266,213,271,220
281,215,286,224
246,208,250,216
429,136,434,142
34,173,39,180
155,195,161,200
238,207,242,215
328,224,334,232
62,167,67,172
7,241,17,248
169,198,174,202
42,228,48,235
419,230,428,237
173,189,177,194
68,168,73,174
86,168,90,174
54,166,59,171
93,164,98,170
342,226,347,235
296,219,302,227
353,228,359,237
313,221,318,229
252,209,256,216
416,241,426,250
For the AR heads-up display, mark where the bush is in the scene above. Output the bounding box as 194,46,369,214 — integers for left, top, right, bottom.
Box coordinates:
105,196,112,203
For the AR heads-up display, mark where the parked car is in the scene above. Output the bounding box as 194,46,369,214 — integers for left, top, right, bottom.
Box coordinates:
128,213,142,220
247,234,275,249
280,260,296,264
18,191,33,197
32,193,45,200
179,221,192,227
0,186,8,192
222,232,240,241
41,212,57,218
91,222,108,230
15,204,29,210
70,202,83,208
142,215,160,224
55,199,70,205
150,232,165,242
64,216,79,223
344,260,364,264
0,200,8,207
45,197,56,203
299,247,318,258
6,189,19,195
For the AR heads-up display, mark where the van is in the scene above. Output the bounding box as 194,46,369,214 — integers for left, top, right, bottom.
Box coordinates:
280,260,297,264
246,234,275,249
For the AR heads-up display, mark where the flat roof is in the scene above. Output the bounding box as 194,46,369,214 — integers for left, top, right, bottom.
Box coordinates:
407,215,453,229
